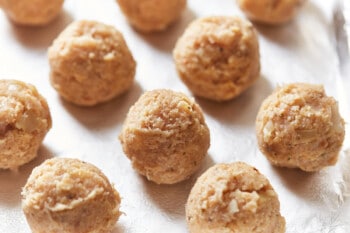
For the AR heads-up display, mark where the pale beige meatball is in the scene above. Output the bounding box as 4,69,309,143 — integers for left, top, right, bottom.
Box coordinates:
256,83,345,172
117,0,187,32
0,0,64,26
48,20,136,106
173,16,260,101
119,89,210,184
236,0,305,25
186,162,285,233
22,158,121,233
0,80,51,170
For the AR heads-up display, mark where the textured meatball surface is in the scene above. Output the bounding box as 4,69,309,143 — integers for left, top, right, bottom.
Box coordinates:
0,80,51,169
256,83,345,171
119,89,210,184
0,0,64,26
48,20,136,106
237,0,304,25
186,162,285,233
22,158,121,233
117,0,186,32
173,16,260,101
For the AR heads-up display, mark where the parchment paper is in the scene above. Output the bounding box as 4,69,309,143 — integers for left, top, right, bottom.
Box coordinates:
0,0,349,232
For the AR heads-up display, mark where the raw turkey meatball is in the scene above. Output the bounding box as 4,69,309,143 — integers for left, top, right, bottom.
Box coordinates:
22,158,121,233
117,0,186,32
0,0,64,26
119,89,210,184
236,0,305,25
186,162,285,233
173,16,260,101
48,20,136,106
0,80,51,170
256,83,345,172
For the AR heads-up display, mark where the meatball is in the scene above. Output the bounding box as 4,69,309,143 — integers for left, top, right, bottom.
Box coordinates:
0,0,64,26
119,89,210,184
48,20,136,106
186,162,285,233
256,83,345,171
22,158,121,233
236,0,305,25
117,0,186,32
173,16,260,101
0,80,51,170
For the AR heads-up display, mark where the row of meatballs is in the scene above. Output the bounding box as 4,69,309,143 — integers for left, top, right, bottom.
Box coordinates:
1,80,345,233
1,80,344,173
0,0,304,28
0,0,307,106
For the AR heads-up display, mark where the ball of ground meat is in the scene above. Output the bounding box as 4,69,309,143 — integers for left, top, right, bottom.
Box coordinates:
186,162,286,233
236,0,305,25
117,0,186,32
119,89,210,184
48,20,136,106
0,80,51,170
0,0,64,26
173,16,260,101
22,158,121,233
256,83,345,172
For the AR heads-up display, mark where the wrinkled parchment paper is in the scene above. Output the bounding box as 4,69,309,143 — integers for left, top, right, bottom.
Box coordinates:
0,0,349,232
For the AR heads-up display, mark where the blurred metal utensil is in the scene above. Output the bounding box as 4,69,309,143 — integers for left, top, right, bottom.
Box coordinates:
334,0,350,69
334,0,350,121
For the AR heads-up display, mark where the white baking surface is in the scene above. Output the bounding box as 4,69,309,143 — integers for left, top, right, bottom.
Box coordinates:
0,0,349,232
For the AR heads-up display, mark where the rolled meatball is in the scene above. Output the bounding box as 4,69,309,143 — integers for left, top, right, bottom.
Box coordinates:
48,20,136,106
256,83,345,172
186,162,285,233
0,0,64,26
22,158,121,233
173,16,260,101
116,0,187,32
0,80,51,170
236,0,305,25
119,89,210,184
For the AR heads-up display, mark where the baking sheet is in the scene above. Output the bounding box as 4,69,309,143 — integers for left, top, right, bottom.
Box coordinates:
0,0,349,232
